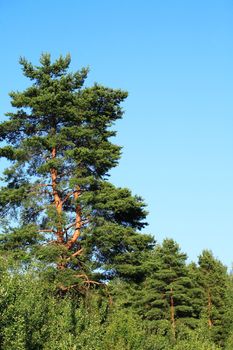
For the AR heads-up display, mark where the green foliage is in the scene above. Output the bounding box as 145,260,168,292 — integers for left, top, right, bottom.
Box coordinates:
0,53,232,349
136,239,194,332
0,245,232,349
197,250,228,345
102,309,146,350
223,275,233,348
0,53,154,287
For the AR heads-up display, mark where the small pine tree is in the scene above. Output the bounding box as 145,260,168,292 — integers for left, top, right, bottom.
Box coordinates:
186,262,205,323
198,250,228,345
138,239,194,337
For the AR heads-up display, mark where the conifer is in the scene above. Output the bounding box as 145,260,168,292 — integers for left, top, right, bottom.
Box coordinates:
198,250,228,345
0,54,154,289
138,239,194,335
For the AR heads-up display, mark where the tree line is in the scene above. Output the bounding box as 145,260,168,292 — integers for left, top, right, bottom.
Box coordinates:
0,54,232,349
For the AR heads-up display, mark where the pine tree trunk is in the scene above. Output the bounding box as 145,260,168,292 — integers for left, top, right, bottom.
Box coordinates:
50,147,83,266
207,288,213,327
50,147,64,244
170,287,176,338
66,186,82,249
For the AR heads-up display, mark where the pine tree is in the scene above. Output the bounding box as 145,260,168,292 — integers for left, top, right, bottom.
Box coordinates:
197,250,228,345
138,239,194,337
224,273,233,349
186,262,205,322
0,53,154,290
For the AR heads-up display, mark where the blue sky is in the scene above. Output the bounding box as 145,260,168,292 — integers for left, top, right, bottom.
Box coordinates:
0,0,233,266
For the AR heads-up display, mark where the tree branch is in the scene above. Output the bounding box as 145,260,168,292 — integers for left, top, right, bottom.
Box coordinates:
62,190,77,205
64,222,76,231
38,229,56,233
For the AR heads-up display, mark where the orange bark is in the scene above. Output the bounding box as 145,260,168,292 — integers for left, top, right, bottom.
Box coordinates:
49,147,83,262
66,187,82,249
50,147,63,243
170,287,176,337
207,288,213,327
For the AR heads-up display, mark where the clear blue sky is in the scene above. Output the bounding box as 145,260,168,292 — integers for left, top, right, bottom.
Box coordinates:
0,0,233,266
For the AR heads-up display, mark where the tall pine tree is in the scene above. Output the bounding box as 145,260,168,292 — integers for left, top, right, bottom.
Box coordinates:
0,54,154,290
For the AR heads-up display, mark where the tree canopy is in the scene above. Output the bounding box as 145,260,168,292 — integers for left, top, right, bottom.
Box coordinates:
0,54,231,350
0,54,154,290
